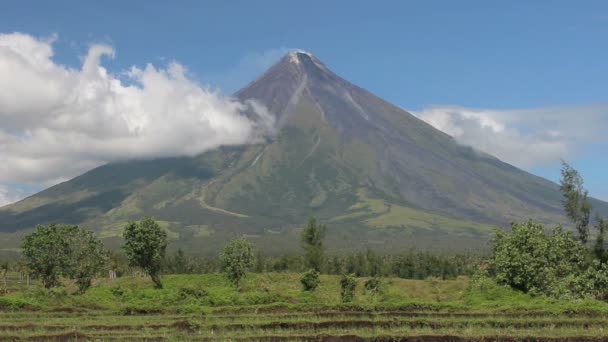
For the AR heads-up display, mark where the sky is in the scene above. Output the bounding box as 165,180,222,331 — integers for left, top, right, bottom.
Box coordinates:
0,0,607,205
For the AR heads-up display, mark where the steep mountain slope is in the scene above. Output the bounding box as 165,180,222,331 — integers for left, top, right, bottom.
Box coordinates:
1,51,606,253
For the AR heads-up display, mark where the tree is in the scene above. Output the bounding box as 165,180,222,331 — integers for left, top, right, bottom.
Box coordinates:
301,217,326,272
560,161,592,244
123,217,168,289
488,220,607,299
1,260,9,289
300,269,320,291
166,248,190,274
65,229,108,293
22,224,76,289
340,273,357,303
594,216,608,263
220,236,255,289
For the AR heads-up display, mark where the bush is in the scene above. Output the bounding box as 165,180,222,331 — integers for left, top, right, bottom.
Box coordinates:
489,220,608,300
363,277,382,296
110,286,125,297
178,287,208,299
340,273,357,303
300,269,320,291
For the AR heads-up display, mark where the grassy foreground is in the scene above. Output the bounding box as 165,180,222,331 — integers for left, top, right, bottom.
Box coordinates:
2,273,608,341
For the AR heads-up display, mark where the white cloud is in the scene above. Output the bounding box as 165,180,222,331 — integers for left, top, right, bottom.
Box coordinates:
0,32,275,202
413,104,608,168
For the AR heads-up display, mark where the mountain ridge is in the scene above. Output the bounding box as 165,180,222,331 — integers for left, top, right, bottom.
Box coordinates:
1,51,606,253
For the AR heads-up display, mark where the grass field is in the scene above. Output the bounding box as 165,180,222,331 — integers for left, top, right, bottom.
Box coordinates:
2,273,608,341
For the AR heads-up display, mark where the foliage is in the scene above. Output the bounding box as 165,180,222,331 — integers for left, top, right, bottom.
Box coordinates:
301,217,326,272
123,217,168,289
363,277,383,296
560,161,592,243
22,224,107,292
219,236,256,289
22,224,76,288
340,273,357,303
489,220,608,299
300,269,321,291
594,216,608,263
65,228,108,293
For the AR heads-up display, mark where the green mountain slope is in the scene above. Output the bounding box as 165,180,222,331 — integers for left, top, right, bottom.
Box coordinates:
1,51,606,253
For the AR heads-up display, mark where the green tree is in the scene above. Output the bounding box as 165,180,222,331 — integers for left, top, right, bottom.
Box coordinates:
340,273,357,303
22,224,76,289
167,248,190,274
66,228,108,293
301,217,326,272
219,236,255,289
300,269,320,291
594,216,608,263
123,217,168,289
489,220,606,299
560,161,592,244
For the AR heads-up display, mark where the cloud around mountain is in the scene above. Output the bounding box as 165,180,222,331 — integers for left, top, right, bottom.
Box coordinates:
414,104,608,168
0,33,606,206
0,33,274,191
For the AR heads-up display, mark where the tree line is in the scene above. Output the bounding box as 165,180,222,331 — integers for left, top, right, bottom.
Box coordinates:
1,216,478,295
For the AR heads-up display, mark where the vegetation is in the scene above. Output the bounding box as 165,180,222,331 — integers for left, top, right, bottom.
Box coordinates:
66,228,109,293
488,220,608,299
559,161,593,243
123,217,168,289
340,273,357,303
2,162,608,339
595,216,608,263
21,224,75,289
2,273,608,340
300,269,320,291
21,224,107,292
219,236,255,289
301,217,326,272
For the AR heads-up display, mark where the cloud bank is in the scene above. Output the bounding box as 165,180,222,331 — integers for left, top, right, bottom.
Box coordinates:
0,33,274,205
414,104,608,168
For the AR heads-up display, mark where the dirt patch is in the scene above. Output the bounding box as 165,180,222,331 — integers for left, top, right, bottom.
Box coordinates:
46,307,85,313
171,319,198,331
25,332,90,341
212,318,606,332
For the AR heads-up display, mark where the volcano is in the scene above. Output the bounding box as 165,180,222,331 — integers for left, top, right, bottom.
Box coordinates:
1,51,605,253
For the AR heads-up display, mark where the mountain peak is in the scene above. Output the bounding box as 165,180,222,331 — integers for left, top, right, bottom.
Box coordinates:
284,50,324,68
286,50,313,64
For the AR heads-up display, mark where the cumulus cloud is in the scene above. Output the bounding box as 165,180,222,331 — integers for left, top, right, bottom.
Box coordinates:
0,32,275,197
413,104,608,168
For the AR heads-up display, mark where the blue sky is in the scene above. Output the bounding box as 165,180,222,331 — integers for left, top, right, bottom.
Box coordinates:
0,0,607,203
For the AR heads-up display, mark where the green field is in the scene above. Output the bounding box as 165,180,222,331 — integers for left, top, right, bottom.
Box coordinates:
2,273,608,341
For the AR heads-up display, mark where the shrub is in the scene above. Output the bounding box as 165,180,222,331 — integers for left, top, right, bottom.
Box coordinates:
489,220,608,300
110,286,125,297
363,277,382,296
340,273,357,303
178,287,209,299
300,269,321,291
